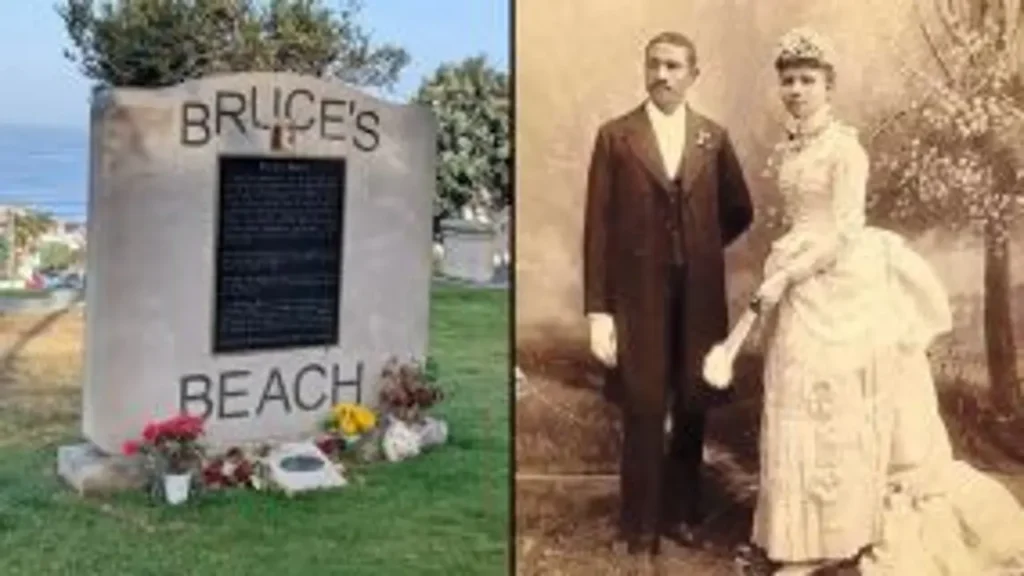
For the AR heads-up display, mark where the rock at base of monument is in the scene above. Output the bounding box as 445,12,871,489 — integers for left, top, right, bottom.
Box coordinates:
413,416,449,450
382,419,422,462
265,441,347,496
57,443,148,496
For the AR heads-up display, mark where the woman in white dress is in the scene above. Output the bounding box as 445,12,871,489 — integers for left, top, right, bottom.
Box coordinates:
748,27,1024,576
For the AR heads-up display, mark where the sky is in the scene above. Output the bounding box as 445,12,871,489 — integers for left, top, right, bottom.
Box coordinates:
0,0,510,129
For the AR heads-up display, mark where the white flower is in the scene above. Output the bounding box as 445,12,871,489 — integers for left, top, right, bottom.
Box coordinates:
696,129,713,148
382,420,422,462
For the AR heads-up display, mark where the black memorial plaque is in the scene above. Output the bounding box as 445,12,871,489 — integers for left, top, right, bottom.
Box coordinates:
213,156,345,354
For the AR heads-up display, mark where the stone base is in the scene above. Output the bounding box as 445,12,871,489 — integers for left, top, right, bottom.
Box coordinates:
56,443,148,496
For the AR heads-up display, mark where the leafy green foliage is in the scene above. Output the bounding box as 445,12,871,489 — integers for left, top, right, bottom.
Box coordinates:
38,242,76,271
413,56,510,221
0,237,10,274
14,210,55,254
56,0,409,89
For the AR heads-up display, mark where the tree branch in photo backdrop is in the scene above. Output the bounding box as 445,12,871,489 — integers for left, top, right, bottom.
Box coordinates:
868,0,1024,417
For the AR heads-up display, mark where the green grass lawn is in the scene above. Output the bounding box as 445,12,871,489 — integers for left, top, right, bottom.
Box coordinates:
0,284,510,575
0,288,53,299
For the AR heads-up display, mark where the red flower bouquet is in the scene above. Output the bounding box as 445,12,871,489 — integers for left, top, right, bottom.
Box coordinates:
122,413,206,475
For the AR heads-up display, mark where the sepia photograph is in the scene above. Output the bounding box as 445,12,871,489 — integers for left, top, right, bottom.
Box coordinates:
515,0,1024,574
0,1,509,575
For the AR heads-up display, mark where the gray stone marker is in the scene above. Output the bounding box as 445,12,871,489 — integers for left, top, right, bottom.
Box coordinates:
60,72,435,492
439,219,499,284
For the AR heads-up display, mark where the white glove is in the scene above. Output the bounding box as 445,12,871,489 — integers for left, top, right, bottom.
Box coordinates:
587,313,617,368
702,307,759,389
703,344,733,389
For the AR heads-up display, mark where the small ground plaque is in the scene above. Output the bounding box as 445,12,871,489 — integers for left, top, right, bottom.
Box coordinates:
265,441,346,495
279,454,325,472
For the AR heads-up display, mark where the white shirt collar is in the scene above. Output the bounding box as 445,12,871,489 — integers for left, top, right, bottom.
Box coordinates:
645,99,687,124
645,99,688,175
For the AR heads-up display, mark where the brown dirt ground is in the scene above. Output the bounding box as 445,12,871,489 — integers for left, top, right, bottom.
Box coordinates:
0,306,83,448
515,337,1024,575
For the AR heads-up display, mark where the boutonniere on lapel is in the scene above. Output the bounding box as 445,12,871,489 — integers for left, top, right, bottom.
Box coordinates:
696,129,713,149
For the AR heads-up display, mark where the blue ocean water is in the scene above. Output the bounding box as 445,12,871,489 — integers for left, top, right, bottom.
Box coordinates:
0,123,88,222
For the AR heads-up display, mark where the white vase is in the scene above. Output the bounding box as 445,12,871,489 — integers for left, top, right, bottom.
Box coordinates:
163,472,191,505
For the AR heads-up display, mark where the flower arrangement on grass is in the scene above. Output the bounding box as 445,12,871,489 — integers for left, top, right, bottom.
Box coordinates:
326,402,378,437
378,356,444,425
375,356,449,463
122,413,207,504
317,402,379,460
122,413,206,475
201,446,266,491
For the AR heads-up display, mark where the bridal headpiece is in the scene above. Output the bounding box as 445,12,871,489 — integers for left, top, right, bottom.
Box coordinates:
775,27,837,70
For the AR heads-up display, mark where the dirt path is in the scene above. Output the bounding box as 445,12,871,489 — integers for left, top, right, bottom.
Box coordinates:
0,308,83,446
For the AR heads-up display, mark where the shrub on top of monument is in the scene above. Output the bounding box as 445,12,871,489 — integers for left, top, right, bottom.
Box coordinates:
58,0,409,91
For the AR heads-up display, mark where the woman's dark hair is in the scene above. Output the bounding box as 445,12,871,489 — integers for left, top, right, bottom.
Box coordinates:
774,56,836,86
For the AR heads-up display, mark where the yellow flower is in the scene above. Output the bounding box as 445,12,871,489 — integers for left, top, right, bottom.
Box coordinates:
331,403,351,420
339,414,358,436
354,407,377,432
329,403,377,436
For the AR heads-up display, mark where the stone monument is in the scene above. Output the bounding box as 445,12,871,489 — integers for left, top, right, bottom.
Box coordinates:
438,218,499,283
70,72,436,467
438,193,508,285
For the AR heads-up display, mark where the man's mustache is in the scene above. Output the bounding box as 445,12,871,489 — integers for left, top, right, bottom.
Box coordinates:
648,80,673,91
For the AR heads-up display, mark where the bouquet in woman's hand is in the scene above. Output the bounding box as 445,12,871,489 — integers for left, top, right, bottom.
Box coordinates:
703,309,757,390
702,273,786,389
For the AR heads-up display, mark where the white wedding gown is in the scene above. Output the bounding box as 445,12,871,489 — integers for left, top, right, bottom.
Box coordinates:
750,106,1024,574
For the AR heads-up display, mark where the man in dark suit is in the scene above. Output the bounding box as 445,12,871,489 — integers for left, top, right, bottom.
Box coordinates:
582,31,753,557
